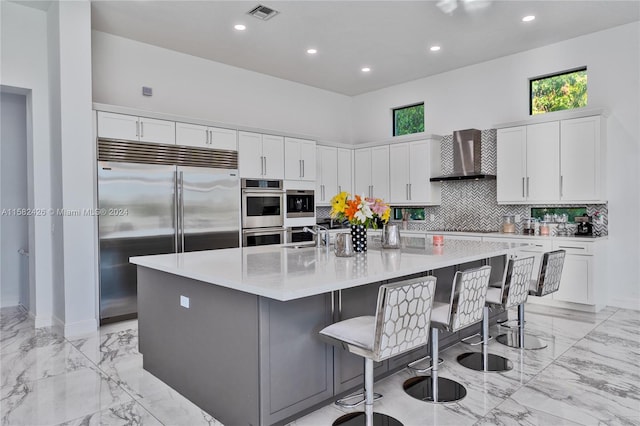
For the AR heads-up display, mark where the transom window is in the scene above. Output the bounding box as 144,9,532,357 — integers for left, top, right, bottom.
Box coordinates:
530,68,587,115
393,103,424,136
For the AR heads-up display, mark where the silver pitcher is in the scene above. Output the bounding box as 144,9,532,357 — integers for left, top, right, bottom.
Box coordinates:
334,232,354,257
381,223,400,249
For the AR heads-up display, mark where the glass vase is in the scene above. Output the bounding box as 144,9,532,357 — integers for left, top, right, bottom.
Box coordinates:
350,224,367,253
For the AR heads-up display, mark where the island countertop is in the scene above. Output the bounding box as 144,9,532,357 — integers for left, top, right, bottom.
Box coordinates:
130,237,519,301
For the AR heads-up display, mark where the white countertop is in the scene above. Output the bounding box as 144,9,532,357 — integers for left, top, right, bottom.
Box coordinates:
130,237,519,301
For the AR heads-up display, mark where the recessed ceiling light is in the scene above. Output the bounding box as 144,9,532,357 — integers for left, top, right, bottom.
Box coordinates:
430,45,441,52
234,24,246,31
361,67,371,73
522,15,535,22
307,48,317,55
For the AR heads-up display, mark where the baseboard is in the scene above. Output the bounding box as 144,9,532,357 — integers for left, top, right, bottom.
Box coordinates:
607,296,640,311
33,312,53,328
63,317,98,337
52,315,65,337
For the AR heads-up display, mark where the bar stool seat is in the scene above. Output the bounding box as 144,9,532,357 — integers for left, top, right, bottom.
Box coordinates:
320,276,437,426
496,250,566,350
457,256,536,372
403,265,491,404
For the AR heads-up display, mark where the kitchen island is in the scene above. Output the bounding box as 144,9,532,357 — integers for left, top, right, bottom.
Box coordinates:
131,237,518,425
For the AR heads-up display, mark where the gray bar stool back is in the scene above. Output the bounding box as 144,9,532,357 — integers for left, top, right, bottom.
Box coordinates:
403,265,491,403
457,256,536,372
497,250,566,350
320,276,437,426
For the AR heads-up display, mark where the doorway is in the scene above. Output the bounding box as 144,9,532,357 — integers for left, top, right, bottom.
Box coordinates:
1,91,30,309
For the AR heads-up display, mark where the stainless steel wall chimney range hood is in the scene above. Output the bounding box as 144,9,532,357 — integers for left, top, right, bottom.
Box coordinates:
430,129,496,182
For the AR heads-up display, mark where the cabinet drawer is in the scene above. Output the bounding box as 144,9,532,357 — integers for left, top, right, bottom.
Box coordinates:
553,241,592,255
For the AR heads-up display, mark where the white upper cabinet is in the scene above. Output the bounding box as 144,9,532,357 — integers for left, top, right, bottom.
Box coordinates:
238,131,284,179
336,148,353,196
497,114,605,204
497,126,527,203
316,146,338,205
176,122,237,151
354,146,389,201
526,121,560,202
560,116,604,202
389,139,441,205
97,111,175,145
284,137,316,181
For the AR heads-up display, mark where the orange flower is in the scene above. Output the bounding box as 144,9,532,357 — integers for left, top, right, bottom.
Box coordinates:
344,197,360,221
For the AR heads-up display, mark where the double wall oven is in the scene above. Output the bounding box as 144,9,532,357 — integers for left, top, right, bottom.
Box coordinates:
241,179,286,246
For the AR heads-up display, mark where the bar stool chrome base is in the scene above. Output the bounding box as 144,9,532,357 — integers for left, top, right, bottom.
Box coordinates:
496,331,547,350
335,391,383,408
456,352,513,372
333,411,403,426
403,376,467,404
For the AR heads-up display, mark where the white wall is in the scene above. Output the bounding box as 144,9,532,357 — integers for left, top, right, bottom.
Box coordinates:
0,92,29,308
1,1,54,325
351,23,640,309
91,31,352,144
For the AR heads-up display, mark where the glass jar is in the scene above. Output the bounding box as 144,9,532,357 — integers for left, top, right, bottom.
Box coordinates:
540,221,550,236
501,215,516,233
522,217,536,235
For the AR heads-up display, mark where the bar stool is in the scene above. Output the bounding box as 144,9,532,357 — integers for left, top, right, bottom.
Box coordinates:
319,277,436,426
496,250,566,350
457,256,536,372
403,265,491,403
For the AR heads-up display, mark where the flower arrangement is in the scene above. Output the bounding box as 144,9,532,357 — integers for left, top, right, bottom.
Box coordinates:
330,192,390,229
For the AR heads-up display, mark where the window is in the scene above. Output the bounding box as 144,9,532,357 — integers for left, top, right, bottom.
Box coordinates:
530,68,587,115
393,103,424,136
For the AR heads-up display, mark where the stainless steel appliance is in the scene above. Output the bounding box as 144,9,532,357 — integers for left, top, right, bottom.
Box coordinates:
242,227,286,247
286,226,315,244
431,129,496,181
98,139,240,323
241,179,284,229
575,215,594,236
285,189,314,218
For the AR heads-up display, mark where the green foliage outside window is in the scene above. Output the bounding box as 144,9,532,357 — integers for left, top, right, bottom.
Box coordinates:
393,103,424,136
530,69,587,115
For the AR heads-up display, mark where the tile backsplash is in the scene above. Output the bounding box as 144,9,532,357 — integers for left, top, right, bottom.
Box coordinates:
317,129,608,236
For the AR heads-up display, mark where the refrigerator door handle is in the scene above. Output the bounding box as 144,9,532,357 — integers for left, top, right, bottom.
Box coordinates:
174,170,179,252
180,171,185,252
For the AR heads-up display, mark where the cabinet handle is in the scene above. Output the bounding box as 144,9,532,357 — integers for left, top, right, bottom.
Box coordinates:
560,175,564,198
136,120,140,138
140,121,144,138
526,177,530,198
299,159,303,178
338,185,342,193
409,183,412,200
302,160,305,178
522,177,525,198
263,157,267,176
260,156,264,175
209,130,213,145
558,245,585,250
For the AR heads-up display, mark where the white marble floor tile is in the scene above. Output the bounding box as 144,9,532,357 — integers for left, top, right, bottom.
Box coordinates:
69,327,139,365
135,386,222,426
55,400,162,426
0,367,133,425
1,339,91,388
474,397,584,426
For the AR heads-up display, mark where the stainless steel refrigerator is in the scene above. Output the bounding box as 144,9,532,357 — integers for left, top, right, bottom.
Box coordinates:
97,140,240,323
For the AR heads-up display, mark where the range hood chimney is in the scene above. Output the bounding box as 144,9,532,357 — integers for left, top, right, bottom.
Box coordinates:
430,129,496,182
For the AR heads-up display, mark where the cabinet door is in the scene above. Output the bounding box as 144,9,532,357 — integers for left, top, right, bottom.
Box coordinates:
370,145,390,201
409,140,431,203
299,140,316,181
97,111,139,141
553,254,591,304
497,127,526,203
209,127,237,151
560,116,600,201
176,122,208,148
337,148,352,195
138,117,175,145
284,138,302,180
389,143,410,204
262,135,284,179
526,121,559,202
317,146,337,203
354,148,372,197
239,131,264,178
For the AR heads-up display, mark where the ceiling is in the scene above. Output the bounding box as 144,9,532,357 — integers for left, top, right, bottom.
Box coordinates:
90,1,640,96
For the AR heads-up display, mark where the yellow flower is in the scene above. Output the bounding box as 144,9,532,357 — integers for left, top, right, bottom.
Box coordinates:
330,191,348,218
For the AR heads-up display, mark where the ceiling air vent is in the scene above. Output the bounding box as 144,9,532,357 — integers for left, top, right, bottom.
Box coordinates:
247,4,279,20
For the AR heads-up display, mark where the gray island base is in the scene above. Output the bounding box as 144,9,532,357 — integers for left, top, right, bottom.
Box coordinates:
132,238,517,425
